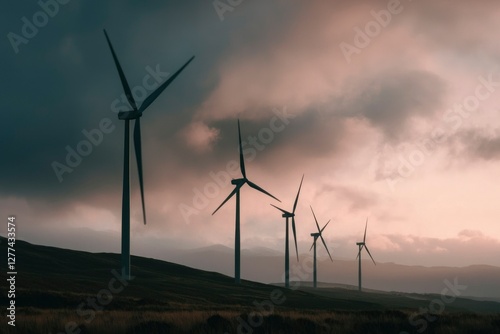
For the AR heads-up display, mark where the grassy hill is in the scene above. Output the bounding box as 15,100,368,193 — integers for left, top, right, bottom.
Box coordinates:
1,236,499,333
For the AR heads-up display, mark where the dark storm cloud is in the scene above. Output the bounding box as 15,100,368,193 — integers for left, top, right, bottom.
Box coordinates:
2,0,500,262
450,129,500,161
0,0,320,234
0,0,456,223
341,70,447,140
0,1,258,202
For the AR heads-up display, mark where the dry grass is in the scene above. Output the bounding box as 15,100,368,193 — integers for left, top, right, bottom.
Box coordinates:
3,308,500,334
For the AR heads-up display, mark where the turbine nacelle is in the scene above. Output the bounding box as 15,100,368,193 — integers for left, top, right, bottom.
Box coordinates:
231,178,246,186
118,110,142,120
356,242,364,246
311,232,320,237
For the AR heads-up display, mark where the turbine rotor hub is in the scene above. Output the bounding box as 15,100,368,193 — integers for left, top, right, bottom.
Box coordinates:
118,110,142,120
231,178,246,186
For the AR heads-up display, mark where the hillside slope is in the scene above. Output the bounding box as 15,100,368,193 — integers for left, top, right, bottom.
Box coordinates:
1,236,499,314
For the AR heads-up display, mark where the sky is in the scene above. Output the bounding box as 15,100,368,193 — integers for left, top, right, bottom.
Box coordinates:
1,0,500,268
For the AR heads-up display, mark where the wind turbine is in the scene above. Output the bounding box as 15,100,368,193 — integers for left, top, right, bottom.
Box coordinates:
212,120,280,284
103,29,194,280
309,206,333,288
356,218,376,291
270,174,304,288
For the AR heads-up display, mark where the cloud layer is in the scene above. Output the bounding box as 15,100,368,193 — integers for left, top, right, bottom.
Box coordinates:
1,0,500,268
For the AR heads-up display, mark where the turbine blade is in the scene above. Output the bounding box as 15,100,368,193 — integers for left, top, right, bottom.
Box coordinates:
320,234,333,262
356,245,364,259
364,245,376,265
320,220,331,233
309,240,315,252
103,29,137,110
292,174,304,214
270,204,289,215
139,55,195,112
363,218,368,243
238,119,246,178
247,180,280,202
133,118,146,225
212,184,240,215
310,206,321,233
292,216,299,261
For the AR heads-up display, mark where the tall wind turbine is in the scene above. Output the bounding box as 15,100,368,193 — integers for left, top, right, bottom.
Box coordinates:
309,206,333,288
270,174,304,288
212,120,280,284
356,218,376,291
104,29,194,280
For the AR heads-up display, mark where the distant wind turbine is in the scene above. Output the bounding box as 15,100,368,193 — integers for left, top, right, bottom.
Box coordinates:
212,120,280,284
309,206,333,288
271,174,304,288
356,218,376,291
104,29,194,280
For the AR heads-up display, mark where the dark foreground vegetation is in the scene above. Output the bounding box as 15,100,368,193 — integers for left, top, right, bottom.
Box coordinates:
3,308,500,333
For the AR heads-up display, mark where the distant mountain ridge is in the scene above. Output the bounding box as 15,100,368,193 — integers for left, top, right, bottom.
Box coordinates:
2,236,499,307
165,244,500,300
